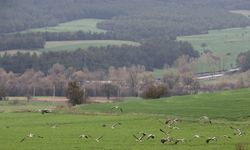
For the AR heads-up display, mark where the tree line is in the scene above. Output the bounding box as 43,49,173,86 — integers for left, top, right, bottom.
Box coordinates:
0,39,199,73
0,34,45,50
0,32,119,51
0,61,249,99
0,63,200,98
237,50,250,71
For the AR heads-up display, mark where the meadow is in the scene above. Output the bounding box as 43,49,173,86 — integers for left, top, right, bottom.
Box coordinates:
40,40,140,52
0,88,250,149
0,40,140,55
230,10,250,18
23,19,107,33
177,26,250,70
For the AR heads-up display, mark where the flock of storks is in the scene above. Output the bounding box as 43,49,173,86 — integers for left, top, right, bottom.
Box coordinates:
19,106,246,146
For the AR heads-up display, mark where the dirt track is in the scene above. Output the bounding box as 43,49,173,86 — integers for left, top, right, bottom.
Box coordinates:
32,97,68,102
32,96,119,103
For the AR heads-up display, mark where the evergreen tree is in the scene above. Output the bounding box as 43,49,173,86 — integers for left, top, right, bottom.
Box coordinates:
65,81,86,105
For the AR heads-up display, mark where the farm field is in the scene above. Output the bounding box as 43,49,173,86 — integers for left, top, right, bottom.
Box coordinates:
177,26,250,70
23,19,107,33
39,40,140,52
0,40,140,54
0,88,250,149
230,10,250,18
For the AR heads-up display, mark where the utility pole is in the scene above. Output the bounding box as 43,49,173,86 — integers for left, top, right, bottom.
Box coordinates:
33,87,36,97
53,85,55,98
83,52,87,69
83,86,86,101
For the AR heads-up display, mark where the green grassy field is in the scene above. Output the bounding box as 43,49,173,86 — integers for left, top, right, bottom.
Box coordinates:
0,40,140,54
39,40,140,52
0,88,250,149
80,88,250,120
177,26,250,70
23,19,107,33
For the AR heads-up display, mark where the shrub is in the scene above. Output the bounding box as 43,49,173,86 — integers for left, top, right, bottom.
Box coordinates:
142,84,168,99
0,88,6,101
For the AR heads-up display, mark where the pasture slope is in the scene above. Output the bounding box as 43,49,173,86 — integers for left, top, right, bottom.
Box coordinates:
40,40,140,52
23,19,106,33
177,26,250,69
0,88,250,150
14,19,140,53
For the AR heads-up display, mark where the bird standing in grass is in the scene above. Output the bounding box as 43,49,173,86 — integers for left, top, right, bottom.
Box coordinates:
165,118,181,128
102,124,107,127
160,137,174,144
20,133,43,142
199,116,212,124
230,127,245,136
79,134,91,139
51,124,58,128
206,137,217,143
39,109,52,115
146,134,155,140
222,135,232,139
111,106,123,112
174,138,185,145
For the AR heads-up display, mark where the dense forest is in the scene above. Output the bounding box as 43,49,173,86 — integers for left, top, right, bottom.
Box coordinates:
0,33,45,50
0,40,198,73
1,0,250,40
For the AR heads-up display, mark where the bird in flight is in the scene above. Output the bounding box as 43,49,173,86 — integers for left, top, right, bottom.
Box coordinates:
20,133,43,142
159,128,172,136
95,135,104,142
133,132,146,142
111,122,122,129
189,134,205,141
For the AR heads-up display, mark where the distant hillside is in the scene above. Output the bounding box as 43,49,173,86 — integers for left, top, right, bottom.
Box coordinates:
1,0,250,40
